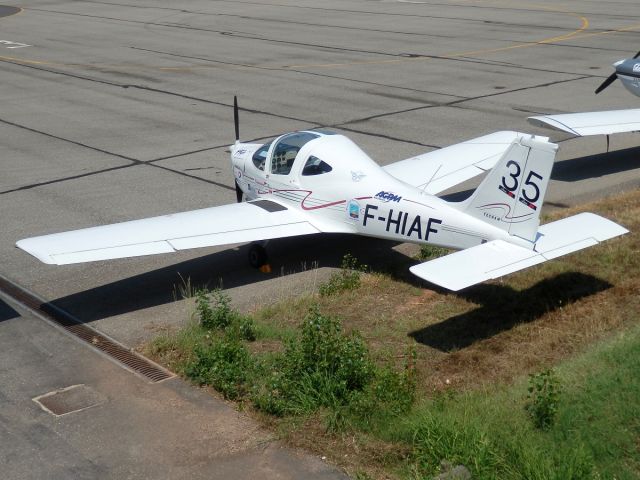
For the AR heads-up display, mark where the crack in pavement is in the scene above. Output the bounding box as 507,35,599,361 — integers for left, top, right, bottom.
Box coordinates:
0,118,237,194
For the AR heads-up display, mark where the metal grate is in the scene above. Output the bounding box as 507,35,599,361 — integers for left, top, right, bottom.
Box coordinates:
0,275,173,383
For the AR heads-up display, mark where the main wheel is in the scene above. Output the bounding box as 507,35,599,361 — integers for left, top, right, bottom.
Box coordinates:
248,243,268,269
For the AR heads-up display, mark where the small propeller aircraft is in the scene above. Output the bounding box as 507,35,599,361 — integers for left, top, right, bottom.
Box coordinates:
17,98,628,291
594,50,640,96
528,51,640,138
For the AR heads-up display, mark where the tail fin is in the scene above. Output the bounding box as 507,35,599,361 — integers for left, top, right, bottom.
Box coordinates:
457,135,557,243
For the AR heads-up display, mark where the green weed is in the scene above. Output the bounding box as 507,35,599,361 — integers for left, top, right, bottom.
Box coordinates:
252,306,375,416
196,288,233,330
417,244,450,261
184,333,253,400
195,288,257,341
526,368,561,430
319,254,367,296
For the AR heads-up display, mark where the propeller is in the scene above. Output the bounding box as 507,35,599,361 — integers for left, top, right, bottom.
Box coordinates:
595,72,618,94
233,95,240,143
233,95,243,203
595,50,640,94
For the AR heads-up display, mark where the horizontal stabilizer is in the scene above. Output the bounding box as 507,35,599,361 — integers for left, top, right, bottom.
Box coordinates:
410,213,628,291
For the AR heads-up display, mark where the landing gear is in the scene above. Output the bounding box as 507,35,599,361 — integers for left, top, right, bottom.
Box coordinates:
248,242,268,269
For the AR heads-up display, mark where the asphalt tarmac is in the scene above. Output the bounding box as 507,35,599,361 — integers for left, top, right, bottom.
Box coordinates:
0,292,343,479
1,1,639,477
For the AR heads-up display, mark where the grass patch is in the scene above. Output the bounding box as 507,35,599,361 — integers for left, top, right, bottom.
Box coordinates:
146,189,640,479
150,291,416,431
417,244,450,261
319,254,367,296
388,326,640,479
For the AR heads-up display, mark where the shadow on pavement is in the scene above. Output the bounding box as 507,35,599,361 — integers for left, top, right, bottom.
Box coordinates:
49,234,412,324
551,146,640,182
0,298,20,322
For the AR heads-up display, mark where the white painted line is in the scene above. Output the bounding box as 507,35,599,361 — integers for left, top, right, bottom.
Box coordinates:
0,40,32,49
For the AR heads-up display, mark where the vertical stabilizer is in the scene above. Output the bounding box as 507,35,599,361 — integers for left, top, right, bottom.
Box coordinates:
458,136,557,243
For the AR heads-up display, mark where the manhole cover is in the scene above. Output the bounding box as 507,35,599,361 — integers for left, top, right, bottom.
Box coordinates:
33,384,106,416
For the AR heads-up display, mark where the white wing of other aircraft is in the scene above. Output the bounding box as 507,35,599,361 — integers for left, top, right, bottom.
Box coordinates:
528,108,640,136
528,54,640,137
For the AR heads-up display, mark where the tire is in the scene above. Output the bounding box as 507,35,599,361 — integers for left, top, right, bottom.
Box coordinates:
248,243,268,268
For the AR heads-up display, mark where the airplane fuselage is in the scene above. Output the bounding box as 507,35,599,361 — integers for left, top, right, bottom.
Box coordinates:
231,133,530,253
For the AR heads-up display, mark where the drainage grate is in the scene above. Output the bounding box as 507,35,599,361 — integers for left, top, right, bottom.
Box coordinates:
0,275,174,383
34,384,106,416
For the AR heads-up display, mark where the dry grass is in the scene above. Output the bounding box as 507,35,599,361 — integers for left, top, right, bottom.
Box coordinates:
251,190,639,399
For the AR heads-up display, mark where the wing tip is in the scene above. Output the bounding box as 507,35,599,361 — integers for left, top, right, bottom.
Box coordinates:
16,238,56,265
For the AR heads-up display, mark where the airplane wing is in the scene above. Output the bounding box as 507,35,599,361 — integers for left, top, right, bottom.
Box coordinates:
383,131,548,195
16,199,321,265
528,108,640,136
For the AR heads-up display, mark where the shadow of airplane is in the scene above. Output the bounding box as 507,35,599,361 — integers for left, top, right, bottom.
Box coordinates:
0,298,20,322
409,272,611,352
49,234,414,324
551,145,640,182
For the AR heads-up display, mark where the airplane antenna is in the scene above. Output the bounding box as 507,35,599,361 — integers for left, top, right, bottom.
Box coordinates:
233,95,240,144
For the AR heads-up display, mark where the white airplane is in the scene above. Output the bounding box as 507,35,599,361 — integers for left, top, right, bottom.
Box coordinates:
16,98,628,291
528,51,640,139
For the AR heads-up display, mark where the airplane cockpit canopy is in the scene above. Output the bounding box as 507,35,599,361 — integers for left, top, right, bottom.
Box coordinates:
301,155,333,176
270,132,320,176
252,142,271,171
247,129,388,183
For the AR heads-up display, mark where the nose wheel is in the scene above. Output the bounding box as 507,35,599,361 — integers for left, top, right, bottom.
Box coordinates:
248,242,268,269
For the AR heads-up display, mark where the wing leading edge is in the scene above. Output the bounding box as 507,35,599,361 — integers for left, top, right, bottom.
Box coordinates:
528,108,640,136
17,200,320,265
383,131,548,195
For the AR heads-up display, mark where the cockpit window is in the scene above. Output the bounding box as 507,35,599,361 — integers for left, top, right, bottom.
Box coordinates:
252,142,271,171
302,156,333,176
271,132,319,175
309,129,337,136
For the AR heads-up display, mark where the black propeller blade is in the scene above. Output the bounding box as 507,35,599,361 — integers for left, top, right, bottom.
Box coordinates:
595,72,618,94
233,95,240,142
595,50,640,94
